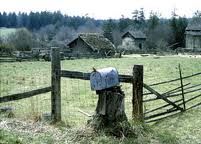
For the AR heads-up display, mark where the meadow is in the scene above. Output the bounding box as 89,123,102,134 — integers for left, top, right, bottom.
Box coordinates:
0,27,16,39
0,55,201,143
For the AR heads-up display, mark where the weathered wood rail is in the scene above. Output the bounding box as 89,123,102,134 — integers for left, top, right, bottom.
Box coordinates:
60,70,133,83
0,86,51,103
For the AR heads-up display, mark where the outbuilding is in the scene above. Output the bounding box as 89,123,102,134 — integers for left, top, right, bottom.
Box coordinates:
185,24,201,49
121,31,146,50
67,33,116,58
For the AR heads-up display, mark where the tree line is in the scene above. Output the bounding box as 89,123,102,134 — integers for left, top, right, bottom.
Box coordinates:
0,10,201,54
0,11,101,30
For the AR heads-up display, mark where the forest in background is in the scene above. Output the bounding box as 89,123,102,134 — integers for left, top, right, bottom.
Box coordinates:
0,9,201,54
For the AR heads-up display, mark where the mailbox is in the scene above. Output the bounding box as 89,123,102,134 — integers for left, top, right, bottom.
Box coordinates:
90,67,119,91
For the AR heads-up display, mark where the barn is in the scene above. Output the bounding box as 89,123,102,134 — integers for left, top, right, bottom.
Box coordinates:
121,31,146,50
185,24,201,49
67,33,116,58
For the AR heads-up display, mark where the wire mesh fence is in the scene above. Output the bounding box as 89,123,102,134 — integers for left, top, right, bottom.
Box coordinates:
0,61,134,127
60,70,134,127
0,62,51,120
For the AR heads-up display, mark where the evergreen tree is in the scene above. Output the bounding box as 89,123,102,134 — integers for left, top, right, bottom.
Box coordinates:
118,15,132,32
102,19,117,43
170,11,188,48
148,11,159,30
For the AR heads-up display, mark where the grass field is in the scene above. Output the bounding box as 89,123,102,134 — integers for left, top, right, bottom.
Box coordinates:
0,56,201,143
0,27,17,39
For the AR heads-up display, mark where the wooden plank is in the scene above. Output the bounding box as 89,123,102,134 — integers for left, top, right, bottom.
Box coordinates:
179,64,186,110
144,85,201,102
169,93,201,111
144,98,183,115
145,111,180,123
51,47,61,122
149,71,201,86
143,92,153,96
143,84,183,111
132,65,143,121
144,108,179,120
163,83,190,95
60,70,133,83
0,86,51,103
143,83,190,102
167,87,201,98
186,101,201,110
167,83,201,95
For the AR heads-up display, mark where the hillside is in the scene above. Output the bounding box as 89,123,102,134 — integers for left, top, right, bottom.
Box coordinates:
0,27,17,39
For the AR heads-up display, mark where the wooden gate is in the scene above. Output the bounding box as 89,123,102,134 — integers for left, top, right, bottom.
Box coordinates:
143,68,201,123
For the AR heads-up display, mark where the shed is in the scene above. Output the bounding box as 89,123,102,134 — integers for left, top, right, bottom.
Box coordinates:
185,24,201,49
121,31,146,50
67,33,116,58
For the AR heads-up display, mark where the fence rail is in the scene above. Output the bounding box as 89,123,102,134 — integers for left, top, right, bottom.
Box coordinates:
0,86,51,103
143,64,201,122
60,70,133,83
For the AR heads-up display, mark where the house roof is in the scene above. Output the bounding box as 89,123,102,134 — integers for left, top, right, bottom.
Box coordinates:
122,31,146,39
67,33,115,51
185,31,201,36
186,24,201,31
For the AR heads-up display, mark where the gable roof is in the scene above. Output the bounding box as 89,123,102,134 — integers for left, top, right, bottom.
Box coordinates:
68,33,115,51
185,23,201,36
122,31,146,39
186,23,201,31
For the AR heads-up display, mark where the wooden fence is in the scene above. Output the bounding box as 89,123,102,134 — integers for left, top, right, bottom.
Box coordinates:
0,47,201,123
143,65,201,123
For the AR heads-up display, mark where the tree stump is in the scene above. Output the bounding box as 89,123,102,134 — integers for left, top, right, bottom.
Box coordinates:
88,86,128,136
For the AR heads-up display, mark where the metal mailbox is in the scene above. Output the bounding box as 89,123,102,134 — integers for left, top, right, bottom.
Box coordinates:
90,67,119,91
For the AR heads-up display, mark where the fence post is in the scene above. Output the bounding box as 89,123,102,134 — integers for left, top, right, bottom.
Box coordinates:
51,47,61,122
132,65,144,121
179,64,186,111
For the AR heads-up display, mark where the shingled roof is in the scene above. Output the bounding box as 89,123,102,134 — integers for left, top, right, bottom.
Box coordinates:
186,25,201,31
68,33,115,51
185,23,201,36
122,31,146,39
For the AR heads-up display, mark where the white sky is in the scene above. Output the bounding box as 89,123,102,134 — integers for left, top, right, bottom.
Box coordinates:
0,0,200,19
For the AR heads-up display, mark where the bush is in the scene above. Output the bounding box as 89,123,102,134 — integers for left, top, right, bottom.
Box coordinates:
0,44,15,56
8,28,33,51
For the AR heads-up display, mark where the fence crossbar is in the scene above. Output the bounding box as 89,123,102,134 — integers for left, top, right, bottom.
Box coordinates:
143,84,183,111
60,70,133,83
144,98,183,115
149,72,201,86
167,87,201,98
143,83,190,102
167,83,201,95
145,111,180,123
169,93,201,111
144,108,179,120
0,86,52,103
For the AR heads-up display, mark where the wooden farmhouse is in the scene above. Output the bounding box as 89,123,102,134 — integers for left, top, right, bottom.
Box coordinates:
121,31,146,50
185,24,201,49
67,33,116,58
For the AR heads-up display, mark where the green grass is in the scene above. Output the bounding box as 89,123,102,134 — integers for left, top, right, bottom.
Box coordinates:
0,27,17,39
0,56,201,143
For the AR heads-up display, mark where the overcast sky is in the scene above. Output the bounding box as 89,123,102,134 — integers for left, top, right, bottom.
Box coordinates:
0,0,200,19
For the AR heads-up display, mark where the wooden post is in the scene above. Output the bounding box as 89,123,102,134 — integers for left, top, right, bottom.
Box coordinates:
132,65,143,121
51,47,61,122
179,64,186,111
